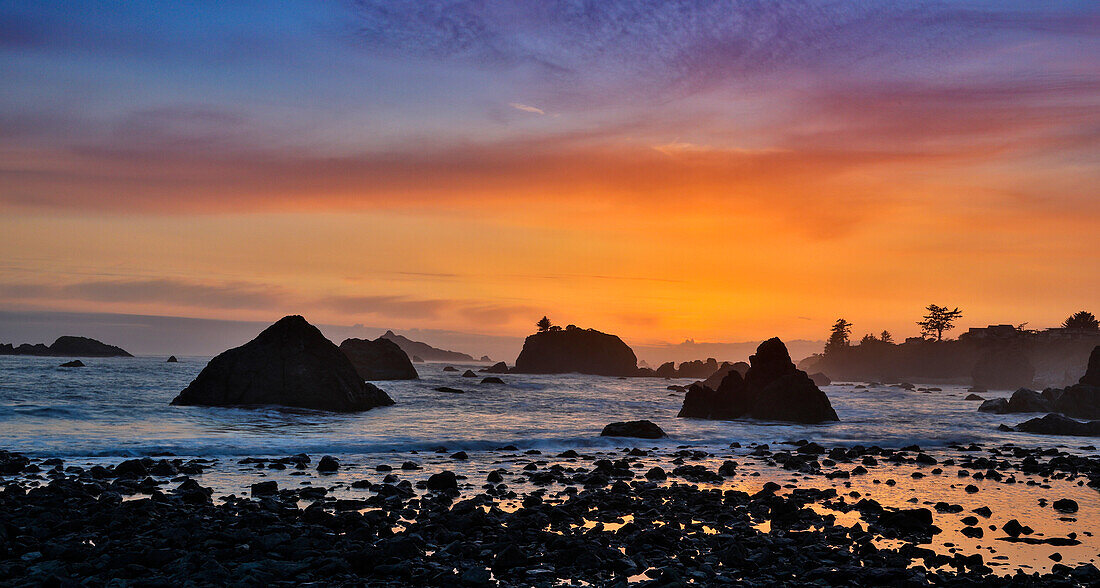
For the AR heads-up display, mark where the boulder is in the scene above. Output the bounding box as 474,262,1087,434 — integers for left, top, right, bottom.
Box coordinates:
1081,346,1100,387
434,387,464,394
480,377,505,385
751,373,840,424
59,360,85,368
513,326,638,377
698,362,738,390
1012,414,1100,437
1052,384,1100,420
170,315,395,412
461,369,477,378
809,372,832,386
600,420,667,439
655,362,677,378
972,349,1035,390
964,393,985,401
484,361,509,374
339,337,418,380
678,338,839,423
426,471,459,491
167,356,178,363
978,388,1054,414
442,366,458,372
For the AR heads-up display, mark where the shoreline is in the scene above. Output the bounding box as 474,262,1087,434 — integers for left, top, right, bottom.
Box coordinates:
3,442,1098,586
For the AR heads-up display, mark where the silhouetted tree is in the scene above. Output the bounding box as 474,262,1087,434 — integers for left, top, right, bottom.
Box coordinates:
880,330,894,344
860,333,877,345
536,316,552,332
1062,311,1099,331
917,304,963,341
824,318,853,355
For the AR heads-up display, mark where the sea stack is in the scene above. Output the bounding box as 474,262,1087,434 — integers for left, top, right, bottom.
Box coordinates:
339,337,418,380
512,325,638,377
171,315,394,412
678,337,839,423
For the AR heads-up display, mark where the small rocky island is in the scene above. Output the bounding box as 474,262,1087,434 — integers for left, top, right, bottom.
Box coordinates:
678,337,839,423
0,336,132,357
339,337,419,380
512,325,639,377
171,316,394,412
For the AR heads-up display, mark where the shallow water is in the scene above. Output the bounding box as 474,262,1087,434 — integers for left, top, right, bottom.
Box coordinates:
0,356,1089,458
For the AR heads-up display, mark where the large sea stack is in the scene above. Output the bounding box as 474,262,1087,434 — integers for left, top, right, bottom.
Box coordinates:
512,326,638,377
678,337,839,423
171,316,394,412
339,337,418,380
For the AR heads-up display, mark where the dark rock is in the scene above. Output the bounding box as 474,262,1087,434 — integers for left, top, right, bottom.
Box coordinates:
1002,519,1032,538
964,393,985,401
513,326,639,376
251,481,278,496
1,335,133,357
645,466,667,480
167,355,178,362
809,372,831,386
1052,498,1078,513
972,349,1035,390
978,388,1053,414
1053,384,1100,420
338,337,418,380
461,369,477,378
317,456,340,473
1080,346,1100,386
480,377,505,384
1012,413,1100,437
379,330,475,362
600,420,666,439
678,338,838,423
698,362,743,390
426,471,458,491
434,386,464,393
442,366,458,372
59,360,85,367
170,316,394,412
484,361,509,374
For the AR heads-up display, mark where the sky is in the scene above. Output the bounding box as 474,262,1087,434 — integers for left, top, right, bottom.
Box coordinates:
1,1,1098,353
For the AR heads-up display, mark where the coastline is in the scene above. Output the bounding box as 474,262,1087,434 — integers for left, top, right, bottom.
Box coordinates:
3,441,1097,586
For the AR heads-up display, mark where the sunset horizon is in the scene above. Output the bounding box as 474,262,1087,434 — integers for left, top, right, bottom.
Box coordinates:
2,3,1099,585
3,2,1096,348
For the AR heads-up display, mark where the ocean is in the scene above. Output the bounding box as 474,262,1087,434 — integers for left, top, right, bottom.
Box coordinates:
0,355,1083,459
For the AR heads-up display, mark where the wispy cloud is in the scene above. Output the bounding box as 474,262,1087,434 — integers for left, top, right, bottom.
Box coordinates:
508,102,546,115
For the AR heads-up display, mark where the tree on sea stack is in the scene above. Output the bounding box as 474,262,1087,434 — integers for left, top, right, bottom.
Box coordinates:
536,316,553,333
917,304,963,341
824,318,852,356
1062,311,1099,331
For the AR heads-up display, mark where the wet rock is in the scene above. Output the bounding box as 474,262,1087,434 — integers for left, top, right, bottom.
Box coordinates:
461,369,478,378
317,456,340,473
1013,413,1100,437
678,338,838,423
1052,498,1078,513
338,337,419,380
167,355,178,362
964,393,985,401
480,377,505,384
434,386,464,393
484,361,509,374
251,481,278,496
426,471,458,491
600,420,667,439
978,388,1052,414
443,366,458,372
59,360,85,367
171,315,394,412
